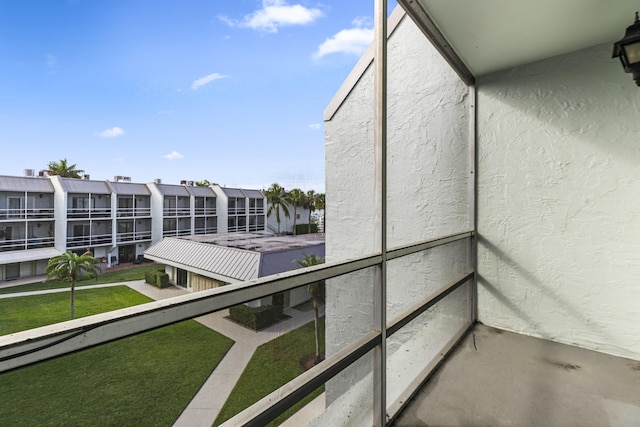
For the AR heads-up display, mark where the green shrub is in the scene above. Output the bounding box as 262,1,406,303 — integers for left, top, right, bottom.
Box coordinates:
272,293,284,318
155,272,170,288
295,223,318,235
145,269,170,288
229,304,276,330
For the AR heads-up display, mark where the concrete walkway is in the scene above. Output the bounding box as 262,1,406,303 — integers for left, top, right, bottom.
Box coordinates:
2,279,324,426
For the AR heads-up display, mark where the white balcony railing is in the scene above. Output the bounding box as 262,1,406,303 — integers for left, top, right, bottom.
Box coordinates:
66,232,112,247
0,231,474,425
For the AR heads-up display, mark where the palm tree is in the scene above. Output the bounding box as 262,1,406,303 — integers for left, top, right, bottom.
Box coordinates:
46,158,85,178
315,193,325,232
305,190,315,234
288,188,306,236
264,183,291,234
294,253,325,364
46,251,100,319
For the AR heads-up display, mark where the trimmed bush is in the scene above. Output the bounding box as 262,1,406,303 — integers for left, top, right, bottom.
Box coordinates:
229,304,277,330
145,269,170,288
272,293,284,318
295,223,318,235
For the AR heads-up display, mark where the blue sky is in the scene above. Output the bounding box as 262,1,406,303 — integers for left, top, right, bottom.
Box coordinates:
0,0,396,192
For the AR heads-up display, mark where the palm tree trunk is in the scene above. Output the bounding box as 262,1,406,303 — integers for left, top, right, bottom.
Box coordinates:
313,297,321,364
293,206,297,235
70,279,75,320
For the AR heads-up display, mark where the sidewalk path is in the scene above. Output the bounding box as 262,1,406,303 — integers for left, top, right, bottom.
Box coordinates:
2,279,323,426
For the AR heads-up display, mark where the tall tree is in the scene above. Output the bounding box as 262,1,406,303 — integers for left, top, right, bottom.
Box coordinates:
288,188,306,236
46,251,100,319
264,183,291,234
195,179,212,186
315,193,325,233
47,158,85,178
294,253,325,364
305,190,315,234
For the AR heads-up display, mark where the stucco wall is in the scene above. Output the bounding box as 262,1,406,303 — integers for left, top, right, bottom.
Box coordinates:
477,43,640,361
324,10,471,409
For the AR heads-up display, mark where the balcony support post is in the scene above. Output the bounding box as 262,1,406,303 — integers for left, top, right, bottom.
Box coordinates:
373,0,388,425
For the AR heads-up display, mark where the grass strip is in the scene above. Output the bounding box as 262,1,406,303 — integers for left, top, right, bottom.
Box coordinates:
0,286,153,335
0,263,164,294
0,284,234,426
213,318,325,426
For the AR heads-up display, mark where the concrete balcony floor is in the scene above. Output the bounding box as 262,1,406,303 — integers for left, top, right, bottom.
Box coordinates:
393,324,640,427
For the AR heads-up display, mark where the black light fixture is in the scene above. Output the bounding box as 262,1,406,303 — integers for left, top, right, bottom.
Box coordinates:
613,12,640,86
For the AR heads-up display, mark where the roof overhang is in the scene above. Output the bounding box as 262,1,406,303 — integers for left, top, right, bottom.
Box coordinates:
398,0,639,79
0,248,63,264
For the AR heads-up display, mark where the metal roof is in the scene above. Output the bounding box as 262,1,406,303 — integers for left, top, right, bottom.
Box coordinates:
0,247,62,264
144,232,325,283
107,181,151,196
0,175,55,193
145,237,262,282
188,186,216,197
243,189,264,199
154,184,190,197
59,178,111,194
221,187,246,198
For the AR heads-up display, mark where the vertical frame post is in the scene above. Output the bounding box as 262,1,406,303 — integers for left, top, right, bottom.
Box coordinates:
468,85,478,323
373,0,388,425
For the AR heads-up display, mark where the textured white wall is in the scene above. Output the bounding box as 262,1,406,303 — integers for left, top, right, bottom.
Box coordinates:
477,43,640,361
324,10,472,408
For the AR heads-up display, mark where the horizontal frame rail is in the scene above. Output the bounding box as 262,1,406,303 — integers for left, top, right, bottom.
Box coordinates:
387,271,473,337
223,331,382,427
0,230,472,374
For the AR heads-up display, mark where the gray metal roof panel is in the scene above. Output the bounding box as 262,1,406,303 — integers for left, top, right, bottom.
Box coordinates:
243,189,264,199
155,184,190,196
144,237,261,281
188,186,216,197
60,178,111,194
221,187,246,198
108,182,151,195
0,176,55,192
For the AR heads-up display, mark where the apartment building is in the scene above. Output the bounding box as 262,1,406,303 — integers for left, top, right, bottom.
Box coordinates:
2,2,639,426
0,174,266,282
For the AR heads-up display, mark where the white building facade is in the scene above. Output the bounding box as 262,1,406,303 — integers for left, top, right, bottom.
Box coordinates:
0,175,266,282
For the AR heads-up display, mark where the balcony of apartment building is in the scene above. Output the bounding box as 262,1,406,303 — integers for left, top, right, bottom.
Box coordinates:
227,215,246,233
194,216,217,235
227,196,246,216
163,195,190,217
66,193,112,219
163,217,191,238
2,3,640,427
116,195,151,218
248,214,265,232
66,220,112,248
0,221,55,252
248,194,264,216
0,192,55,220
115,218,152,243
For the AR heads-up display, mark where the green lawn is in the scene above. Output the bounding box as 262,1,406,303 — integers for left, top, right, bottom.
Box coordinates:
0,285,234,426
0,286,155,335
0,263,164,294
213,317,325,426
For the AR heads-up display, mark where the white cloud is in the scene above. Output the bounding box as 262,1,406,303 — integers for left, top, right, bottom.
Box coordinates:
45,54,58,68
308,123,321,130
191,72,227,90
97,127,125,138
163,151,184,160
313,17,373,59
220,0,324,33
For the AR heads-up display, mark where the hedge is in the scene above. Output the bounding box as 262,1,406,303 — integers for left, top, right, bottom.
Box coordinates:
229,304,277,330
145,269,170,288
295,223,318,235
